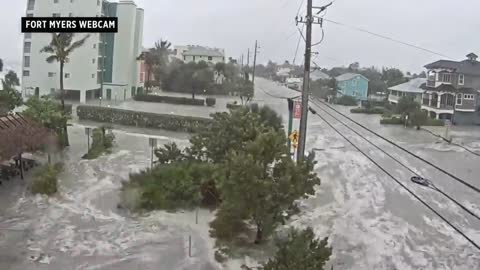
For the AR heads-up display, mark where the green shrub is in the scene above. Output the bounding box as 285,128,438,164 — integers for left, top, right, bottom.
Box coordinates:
123,161,218,210
82,126,116,159
380,116,404,125
134,94,205,106
206,97,216,107
335,96,357,106
31,163,63,196
226,103,242,110
350,107,384,114
77,105,212,133
425,118,445,126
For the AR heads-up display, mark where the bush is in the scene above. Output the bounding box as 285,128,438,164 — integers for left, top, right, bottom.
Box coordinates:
31,163,63,196
226,103,242,110
77,105,212,133
335,95,357,106
206,97,216,107
350,107,384,114
82,126,115,159
134,94,205,106
380,116,404,125
425,118,445,126
122,161,217,210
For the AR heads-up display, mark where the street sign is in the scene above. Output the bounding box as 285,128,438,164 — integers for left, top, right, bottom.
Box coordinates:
293,101,302,119
289,130,299,148
85,127,91,136
149,138,157,147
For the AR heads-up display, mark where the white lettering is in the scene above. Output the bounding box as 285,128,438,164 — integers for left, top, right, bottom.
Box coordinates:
79,20,87,28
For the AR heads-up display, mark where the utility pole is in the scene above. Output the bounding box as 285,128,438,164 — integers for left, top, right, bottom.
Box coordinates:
252,40,258,87
247,48,250,67
295,0,331,162
296,0,313,162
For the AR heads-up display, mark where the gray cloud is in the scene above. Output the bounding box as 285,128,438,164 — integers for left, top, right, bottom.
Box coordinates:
1,0,479,74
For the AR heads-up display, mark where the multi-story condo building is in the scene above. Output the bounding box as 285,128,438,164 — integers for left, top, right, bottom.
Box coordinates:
173,45,225,65
22,0,144,103
421,53,480,124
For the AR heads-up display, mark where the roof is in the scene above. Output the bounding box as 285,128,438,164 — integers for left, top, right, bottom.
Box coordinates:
388,78,426,94
424,59,480,76
310,70,331,81
420,83,476,94
0,114,57,161
335,73,369,82
183,46,225,57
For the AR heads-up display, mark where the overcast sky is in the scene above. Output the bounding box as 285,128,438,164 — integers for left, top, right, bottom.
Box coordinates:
1,0,479,74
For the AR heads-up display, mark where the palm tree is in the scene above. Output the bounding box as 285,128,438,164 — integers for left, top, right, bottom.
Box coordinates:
138,39,171,92
41,33,89,146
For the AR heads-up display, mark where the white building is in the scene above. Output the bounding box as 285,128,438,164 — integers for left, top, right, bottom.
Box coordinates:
22,0,144,103
173,45,225,64
388,78,425,105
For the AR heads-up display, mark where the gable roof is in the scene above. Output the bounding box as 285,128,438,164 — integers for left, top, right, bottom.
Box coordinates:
183,46,225,57
335,73,369,82
310,70,331,81
388,78,425,93
424,60,480,76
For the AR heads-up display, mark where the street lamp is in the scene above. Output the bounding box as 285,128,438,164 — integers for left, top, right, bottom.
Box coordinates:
99,96,102,107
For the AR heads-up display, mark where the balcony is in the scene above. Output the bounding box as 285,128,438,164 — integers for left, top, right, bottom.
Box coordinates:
426,80,435,87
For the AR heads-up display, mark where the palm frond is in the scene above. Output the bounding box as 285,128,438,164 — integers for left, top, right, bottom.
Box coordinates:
46,55,59,63
65,34,90,55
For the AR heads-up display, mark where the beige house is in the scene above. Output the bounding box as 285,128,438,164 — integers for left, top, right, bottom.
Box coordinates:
173,45,225,64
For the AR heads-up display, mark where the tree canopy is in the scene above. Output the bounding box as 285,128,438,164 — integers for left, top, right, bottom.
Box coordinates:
260,228,332,270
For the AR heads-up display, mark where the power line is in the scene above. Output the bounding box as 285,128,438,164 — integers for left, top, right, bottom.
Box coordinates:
323,18,454,59
318,99,480,194
309,99,480,221
307,106,480,251
421,128,480,157
293,24,305,65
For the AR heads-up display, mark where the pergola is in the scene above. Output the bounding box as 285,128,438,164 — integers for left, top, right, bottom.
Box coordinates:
0,114,56,163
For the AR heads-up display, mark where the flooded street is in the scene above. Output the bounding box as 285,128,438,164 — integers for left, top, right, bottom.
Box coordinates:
0,78,479,269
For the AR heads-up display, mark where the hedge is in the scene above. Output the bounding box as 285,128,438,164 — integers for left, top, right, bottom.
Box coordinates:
335,96,358,106
226,103,242,110
77,105,212,133
134,94,205,106
380,116,445,126
206,98,216,107
350,107,384,114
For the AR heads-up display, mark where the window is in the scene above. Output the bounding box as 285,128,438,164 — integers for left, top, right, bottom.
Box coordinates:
97,0,100,6
92,58,96,64
440,73,451,83
24,42,31,53
27,0,35,10
69,13,73,17
208,56,213,61
26,14,34,17
70,0,74,2
25,32,32,39
24,56,30,68
48,72,55,77
352,79,357,86
456,93,462,105
50,88,56,94
54,0,58,3
52,13,61,17
65,73,70,78
458,74,465,85
464,94,474,100
92,74,95,78
23,70,30,76
93,44,96,49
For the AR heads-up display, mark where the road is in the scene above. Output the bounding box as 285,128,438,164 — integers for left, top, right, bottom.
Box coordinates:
1,77,479,269
253,78,480,269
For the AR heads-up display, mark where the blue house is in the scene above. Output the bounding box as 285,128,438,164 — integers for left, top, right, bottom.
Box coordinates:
335,73,369,101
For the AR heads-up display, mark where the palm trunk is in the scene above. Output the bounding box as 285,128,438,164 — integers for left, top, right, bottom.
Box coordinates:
254,223,263,244
60,60,69,147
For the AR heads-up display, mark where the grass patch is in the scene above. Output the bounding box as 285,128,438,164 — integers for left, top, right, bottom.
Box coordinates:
31,163,63,196
82,126,115,160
